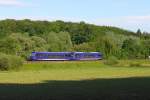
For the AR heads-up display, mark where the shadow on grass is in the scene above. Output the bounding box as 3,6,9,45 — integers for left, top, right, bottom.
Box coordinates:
0,77,150,100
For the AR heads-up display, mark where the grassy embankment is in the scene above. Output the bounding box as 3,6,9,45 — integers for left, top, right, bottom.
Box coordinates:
0,60,150,100
0,60,149,83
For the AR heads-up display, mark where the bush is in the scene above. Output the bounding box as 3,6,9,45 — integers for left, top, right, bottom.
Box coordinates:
129,62,142,67
104,56,119,66
0,53,24,70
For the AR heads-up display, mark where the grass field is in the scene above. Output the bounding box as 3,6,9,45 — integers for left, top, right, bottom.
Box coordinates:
0,60,150,100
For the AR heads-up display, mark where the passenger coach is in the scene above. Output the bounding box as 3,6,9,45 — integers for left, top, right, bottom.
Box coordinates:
29,52,102,61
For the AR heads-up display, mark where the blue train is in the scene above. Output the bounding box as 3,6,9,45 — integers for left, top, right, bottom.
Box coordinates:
29,52,102,61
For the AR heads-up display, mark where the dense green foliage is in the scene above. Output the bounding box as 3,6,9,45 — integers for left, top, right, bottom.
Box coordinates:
104,56,119,66
0,19,150,59
0,53,23,70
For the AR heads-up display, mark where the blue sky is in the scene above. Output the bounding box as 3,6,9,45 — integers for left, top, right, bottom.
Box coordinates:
0,0,150,32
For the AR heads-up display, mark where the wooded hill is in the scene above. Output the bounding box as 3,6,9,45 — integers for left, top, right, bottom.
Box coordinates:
0,19,150,59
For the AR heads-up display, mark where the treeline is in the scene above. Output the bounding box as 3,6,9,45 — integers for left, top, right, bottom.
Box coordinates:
0,19,150,59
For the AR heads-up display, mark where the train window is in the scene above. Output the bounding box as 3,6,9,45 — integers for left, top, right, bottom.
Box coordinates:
48,55,52,59
75,54,80,58
84,54,94,58
65,54,72,57
98,54,101,56
36,53,42,58
36,53,48,58
48,54,65,59
31,53,36,56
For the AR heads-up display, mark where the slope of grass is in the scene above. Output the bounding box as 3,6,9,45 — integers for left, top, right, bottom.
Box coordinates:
0,60,150,84
0,60,150,100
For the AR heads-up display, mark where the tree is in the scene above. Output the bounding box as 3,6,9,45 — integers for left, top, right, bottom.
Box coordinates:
121,38,142,59
57,32,73,51
31,36,47,51
74,42,94,52
141,40,150,58
0,36,20,55
93,35,118,58
137,29,142,37
2,33,35,58
43,32,73,52
71,21,93,44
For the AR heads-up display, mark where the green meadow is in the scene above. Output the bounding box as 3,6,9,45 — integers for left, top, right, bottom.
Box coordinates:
0,60,150,100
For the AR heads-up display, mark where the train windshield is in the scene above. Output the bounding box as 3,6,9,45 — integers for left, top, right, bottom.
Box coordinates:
31,52,36,56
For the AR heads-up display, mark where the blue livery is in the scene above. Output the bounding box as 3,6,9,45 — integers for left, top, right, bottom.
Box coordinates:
29,52,102,61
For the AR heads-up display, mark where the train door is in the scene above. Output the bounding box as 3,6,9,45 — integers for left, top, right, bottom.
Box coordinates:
74,52,83,60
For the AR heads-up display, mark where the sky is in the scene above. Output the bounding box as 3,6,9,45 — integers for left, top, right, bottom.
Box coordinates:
0,0,150,32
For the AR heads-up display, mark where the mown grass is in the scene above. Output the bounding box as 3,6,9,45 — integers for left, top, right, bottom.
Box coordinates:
0,60,150,100
0,60,150,83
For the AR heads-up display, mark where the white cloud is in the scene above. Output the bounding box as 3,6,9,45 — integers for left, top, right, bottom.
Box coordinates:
0,0,25,6
126,15,150,21
89,15,150,32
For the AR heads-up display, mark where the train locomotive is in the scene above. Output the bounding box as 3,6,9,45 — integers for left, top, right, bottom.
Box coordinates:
29,52,102,61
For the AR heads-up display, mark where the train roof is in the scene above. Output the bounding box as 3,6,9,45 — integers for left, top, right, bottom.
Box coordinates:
32,52,71,53
32,52,101,54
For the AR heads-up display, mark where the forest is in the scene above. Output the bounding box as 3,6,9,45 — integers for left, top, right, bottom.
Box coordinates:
0,19,150,60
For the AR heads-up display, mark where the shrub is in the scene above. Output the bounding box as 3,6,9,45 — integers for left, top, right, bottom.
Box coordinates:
129,62,142,67
0,53,24,70
104,56,119,66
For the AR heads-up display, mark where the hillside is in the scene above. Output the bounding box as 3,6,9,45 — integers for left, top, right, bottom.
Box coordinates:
0,19,150,59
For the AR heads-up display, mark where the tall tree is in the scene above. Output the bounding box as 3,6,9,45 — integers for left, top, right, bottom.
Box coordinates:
137,29,142,37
